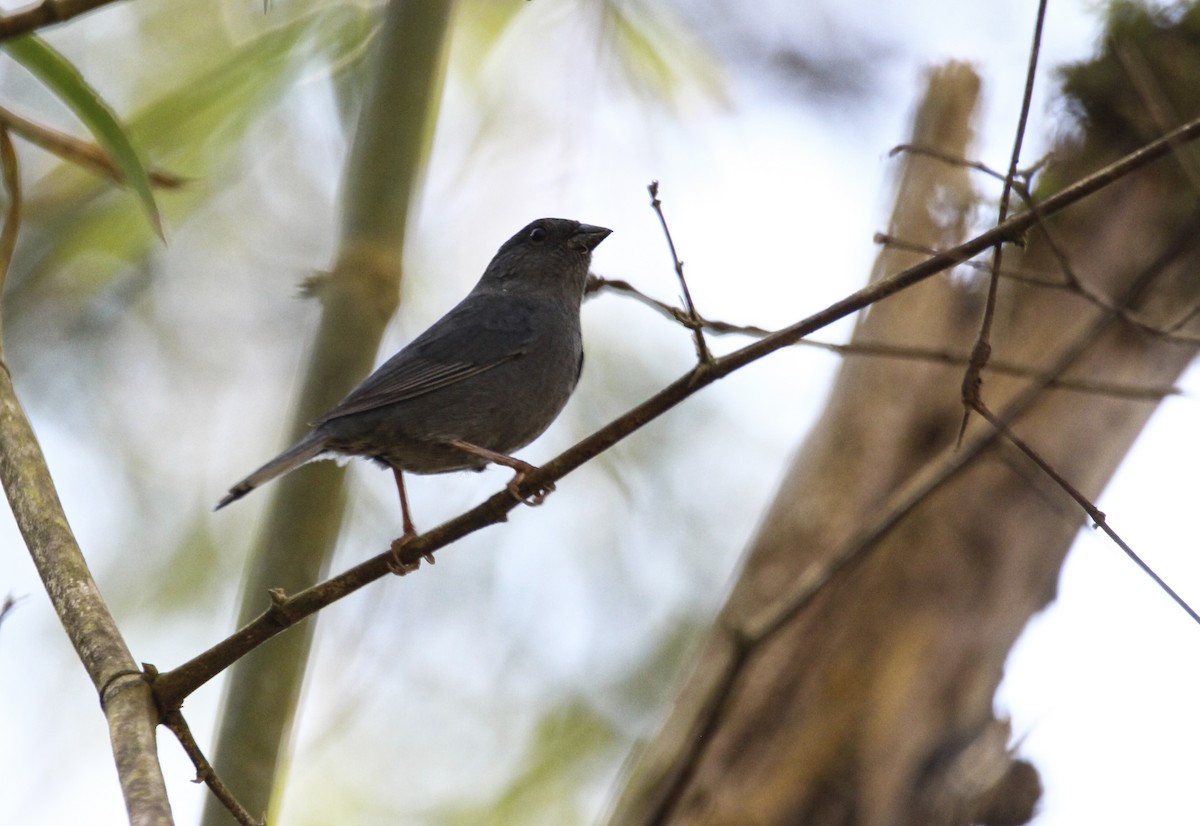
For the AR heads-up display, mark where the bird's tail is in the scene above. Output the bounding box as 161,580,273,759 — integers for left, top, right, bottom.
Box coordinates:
214,432,328,511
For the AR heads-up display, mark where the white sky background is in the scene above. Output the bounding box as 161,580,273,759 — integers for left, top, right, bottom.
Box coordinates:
1,0,1198,824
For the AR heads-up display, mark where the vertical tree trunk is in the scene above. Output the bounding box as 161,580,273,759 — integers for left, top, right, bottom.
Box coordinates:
609,13,1200,825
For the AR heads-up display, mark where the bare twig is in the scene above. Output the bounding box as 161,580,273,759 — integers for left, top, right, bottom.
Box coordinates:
588,275,773,336
897,140,1200,345
162,707,264,826
889,143,1048,187
589,275,1180,399
153,114,1200,710
739,231,1167,642
0,105,184,189
648,180,712,365
882,190,1200,344
959,0,1050,446
874,231,1066,287
969,400,1200,625
890,143,1010,182
639,198,1200,826
0,0,123,39
1008,177,1200,344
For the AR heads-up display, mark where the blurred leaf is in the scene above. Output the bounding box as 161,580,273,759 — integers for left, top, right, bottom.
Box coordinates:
3,34,163,238
601,0,726,106
454,0,530,78
9,5,377,313
438,699,620,826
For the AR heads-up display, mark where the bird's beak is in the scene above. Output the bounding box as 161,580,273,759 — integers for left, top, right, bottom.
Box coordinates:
573,224,612,252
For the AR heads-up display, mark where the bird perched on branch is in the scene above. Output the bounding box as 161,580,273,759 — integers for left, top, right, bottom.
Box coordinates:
216,217,611,562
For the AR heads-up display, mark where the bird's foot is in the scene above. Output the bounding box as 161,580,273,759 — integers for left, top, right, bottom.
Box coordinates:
507,471,555,506
387,531,434,576
446,440,555,506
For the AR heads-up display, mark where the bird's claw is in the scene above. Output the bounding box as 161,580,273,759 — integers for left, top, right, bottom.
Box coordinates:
387,532,433,576
507,473,555,507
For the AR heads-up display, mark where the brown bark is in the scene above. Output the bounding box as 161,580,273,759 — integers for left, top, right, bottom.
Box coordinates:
609,15,1200,826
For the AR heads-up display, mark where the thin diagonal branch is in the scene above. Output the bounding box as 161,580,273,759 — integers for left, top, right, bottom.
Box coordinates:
743,223,1197,644
154,112,1200,711
589,275,1181,399
0,104,184,188
0,0,123,39
162,709,262,826
873,231,1064,287
970,400,1200,624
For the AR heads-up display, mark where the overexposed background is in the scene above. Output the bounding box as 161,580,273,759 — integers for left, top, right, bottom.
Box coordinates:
1,1,1196,823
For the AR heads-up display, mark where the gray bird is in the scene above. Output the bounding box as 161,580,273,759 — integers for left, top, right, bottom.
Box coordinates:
216,217,611,545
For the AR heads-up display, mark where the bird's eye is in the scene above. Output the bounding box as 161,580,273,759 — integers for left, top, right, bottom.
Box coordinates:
529,226,547,243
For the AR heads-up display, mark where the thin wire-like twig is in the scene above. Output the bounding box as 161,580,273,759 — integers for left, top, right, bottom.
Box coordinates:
969,401,1200,625
959,0,1050,447
890,143,1050,187
874,231,1066,287
891,142,1012,183
883,179,1200,343
588,275,1181,400
648,181,712,365
1009,178,1200,344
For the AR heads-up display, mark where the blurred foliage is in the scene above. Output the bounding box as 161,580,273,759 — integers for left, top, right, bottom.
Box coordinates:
423,621,704,826
1060,1,1200,148
2,0,728,339
1042,2,1200,208
438,699,621,826
3,34,162,237
0,0,746,823
454,0,725,103
600,2,727,107
6,4,377,321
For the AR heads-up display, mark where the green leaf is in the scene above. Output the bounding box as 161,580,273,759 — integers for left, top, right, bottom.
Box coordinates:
7,6,375,312
3,33,164,238
437,699,621,826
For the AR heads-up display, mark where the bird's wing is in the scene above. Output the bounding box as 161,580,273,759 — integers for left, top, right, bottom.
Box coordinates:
315,294,535,423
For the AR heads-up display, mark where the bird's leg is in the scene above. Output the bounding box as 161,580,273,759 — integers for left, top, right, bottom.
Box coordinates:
394,467,417,538
447,439,555,505
388,467,432,574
